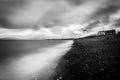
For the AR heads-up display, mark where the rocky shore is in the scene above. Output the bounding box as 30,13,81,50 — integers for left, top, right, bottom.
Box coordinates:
54,34,120,80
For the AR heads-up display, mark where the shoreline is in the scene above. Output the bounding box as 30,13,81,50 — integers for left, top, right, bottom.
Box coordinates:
53,34,120,80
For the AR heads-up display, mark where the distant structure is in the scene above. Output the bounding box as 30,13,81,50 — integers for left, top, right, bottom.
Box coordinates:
97,29,116,36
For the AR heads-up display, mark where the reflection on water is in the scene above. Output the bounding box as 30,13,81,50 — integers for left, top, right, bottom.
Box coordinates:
0,40,73,80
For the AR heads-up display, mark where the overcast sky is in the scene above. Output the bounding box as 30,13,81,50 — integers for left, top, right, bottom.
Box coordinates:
0,0,120,39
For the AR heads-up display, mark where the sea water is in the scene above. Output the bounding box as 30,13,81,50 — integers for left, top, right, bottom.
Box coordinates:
0,40,73,80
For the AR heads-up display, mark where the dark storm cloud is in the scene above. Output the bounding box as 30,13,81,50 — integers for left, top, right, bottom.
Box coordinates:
0,0,112,29
1,0,107,29
37,4,69,27
83,20,101,31
112,19,120,28
0,0,27,28
82,0,120,33
0,18,9,28
0,0,72,29
94,0,120,18
66,0,85,6
86,15,110,30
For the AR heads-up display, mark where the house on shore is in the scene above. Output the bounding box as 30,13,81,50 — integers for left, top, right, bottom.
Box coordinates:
97,29,116,36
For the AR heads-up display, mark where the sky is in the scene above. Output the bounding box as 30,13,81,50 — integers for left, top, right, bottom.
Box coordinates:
0,0,120,39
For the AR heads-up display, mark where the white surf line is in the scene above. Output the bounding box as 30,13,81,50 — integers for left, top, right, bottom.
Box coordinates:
3,40,73,80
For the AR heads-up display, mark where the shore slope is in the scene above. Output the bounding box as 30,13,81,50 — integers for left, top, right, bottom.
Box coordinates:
54,34,120,80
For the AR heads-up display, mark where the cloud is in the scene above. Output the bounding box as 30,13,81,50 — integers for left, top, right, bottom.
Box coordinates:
0,27,59,39
93,0,120,19
0,0,27,28
37,1,71,27
76,0,120,34
8,0,59,28
0,25,81,39
66,0,86,6
109,11,120,28
0,0,120,39
0,0,109,29
0,0,73,29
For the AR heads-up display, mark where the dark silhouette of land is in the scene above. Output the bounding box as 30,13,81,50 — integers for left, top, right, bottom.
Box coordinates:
54,34,120,80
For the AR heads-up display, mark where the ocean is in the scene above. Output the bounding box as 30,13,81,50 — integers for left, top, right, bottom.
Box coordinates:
0,40,73,80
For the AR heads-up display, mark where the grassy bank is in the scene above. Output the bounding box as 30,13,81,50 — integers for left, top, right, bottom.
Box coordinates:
54,34,120,80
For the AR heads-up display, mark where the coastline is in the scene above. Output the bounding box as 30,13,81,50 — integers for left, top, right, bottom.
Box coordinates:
53,34,120,80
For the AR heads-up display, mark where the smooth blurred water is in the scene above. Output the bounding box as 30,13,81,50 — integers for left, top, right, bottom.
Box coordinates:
0,40,73,80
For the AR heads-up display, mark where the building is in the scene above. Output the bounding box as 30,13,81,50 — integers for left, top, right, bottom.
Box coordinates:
97,29,116,36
